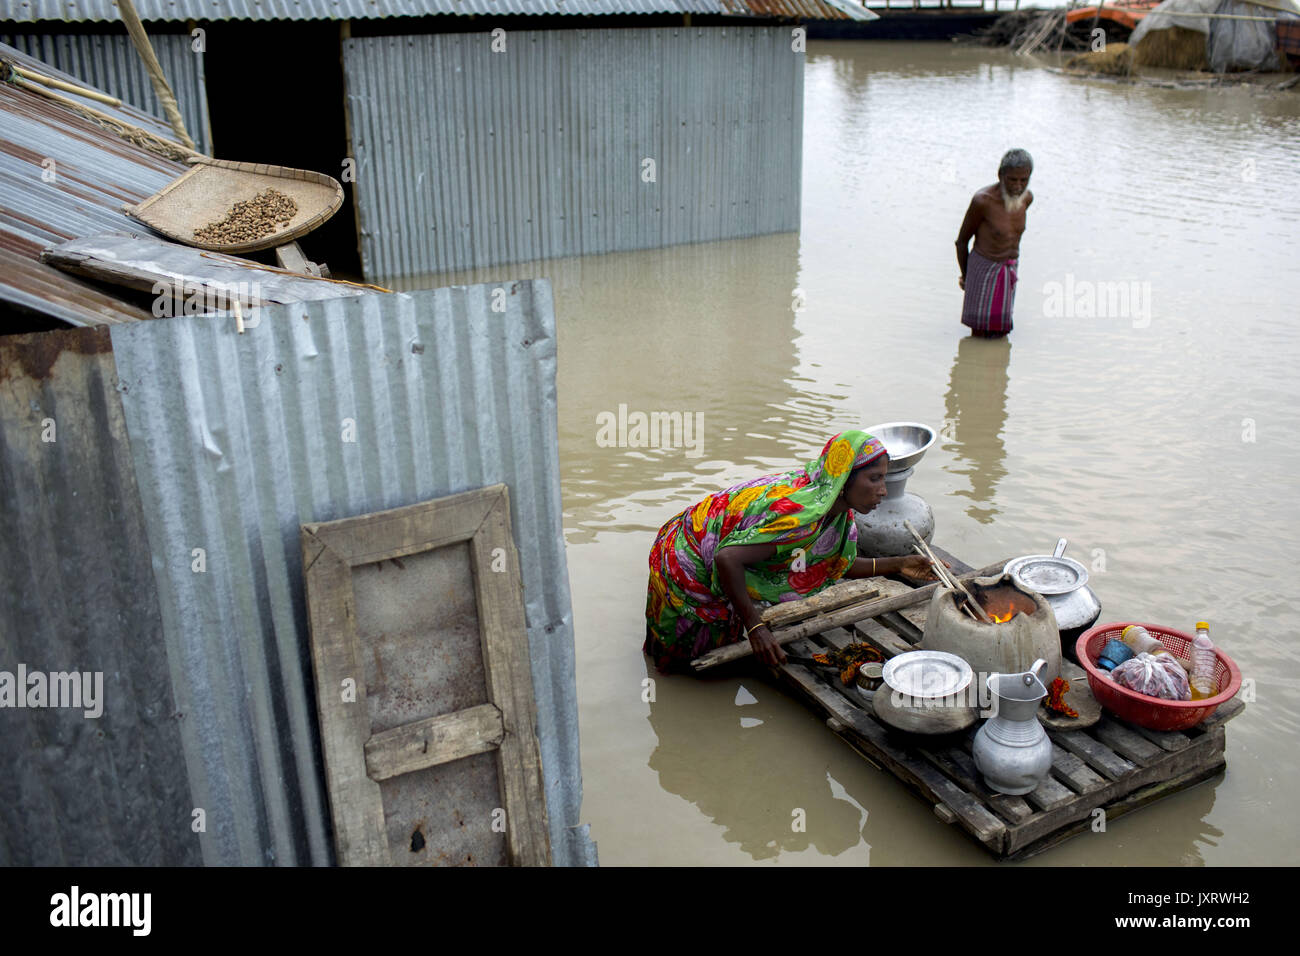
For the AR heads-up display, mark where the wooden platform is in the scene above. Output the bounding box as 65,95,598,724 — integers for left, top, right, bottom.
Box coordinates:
768,546,1245,861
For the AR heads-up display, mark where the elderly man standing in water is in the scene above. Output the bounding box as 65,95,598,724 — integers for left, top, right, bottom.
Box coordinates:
956,149,1033,337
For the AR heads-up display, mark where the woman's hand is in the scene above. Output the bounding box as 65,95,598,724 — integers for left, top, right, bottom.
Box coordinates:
898,554,948,584
748,624,787,668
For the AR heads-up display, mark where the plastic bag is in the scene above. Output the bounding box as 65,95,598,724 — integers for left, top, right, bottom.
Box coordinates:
1110,652,1191,701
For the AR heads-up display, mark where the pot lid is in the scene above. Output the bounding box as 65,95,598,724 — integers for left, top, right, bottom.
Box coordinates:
882,651,972,699
1004,554,1090,595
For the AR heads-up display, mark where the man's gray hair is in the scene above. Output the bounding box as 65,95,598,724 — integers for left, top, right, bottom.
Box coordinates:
999,148,1034,174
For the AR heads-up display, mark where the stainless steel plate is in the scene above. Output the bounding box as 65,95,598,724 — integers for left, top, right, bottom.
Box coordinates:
881,650,972,699
1004,554,1090,595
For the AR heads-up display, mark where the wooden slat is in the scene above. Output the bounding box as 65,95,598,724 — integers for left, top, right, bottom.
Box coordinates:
854,618,913,659
1002,727,1227,858
1008,756,1227,861
761,582,880,627
1199,695,1245,729
304,487,496,567
1049,742,1107,794
363,703,504,781
301,531,390,866
918,745,1033,825
1023,774,1076,811
1132,724,1192,752
1093,716,1164,767
880,610,924,644
472,487,552,867
1054,730,1137,781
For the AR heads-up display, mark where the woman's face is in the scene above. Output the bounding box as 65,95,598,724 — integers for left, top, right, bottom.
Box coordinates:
844,458,889,513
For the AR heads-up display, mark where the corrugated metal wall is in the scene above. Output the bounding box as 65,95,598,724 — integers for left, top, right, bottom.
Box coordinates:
107,283,593,866
344,26,804,280
0,31,211,155
0,327,202,865
1,283,594,866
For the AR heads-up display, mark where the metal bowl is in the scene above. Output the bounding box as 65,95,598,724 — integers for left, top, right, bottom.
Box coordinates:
865,422,936,473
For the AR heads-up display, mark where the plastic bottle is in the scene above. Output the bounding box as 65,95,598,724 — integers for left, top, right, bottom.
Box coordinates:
1121,625,1168,658
1190,621,1217,700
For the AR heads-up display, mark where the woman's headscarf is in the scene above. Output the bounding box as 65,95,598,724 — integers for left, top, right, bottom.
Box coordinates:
646,430,889,665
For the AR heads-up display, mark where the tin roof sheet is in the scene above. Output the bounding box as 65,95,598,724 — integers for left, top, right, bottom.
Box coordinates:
0,0,875,22
0,41,188,326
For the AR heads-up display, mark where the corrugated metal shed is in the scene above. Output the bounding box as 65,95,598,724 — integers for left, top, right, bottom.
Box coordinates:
0,41,187,327
0,0,875,23
0,326,202,865
106,282,594,866
345,26,804,280
0,31,211,155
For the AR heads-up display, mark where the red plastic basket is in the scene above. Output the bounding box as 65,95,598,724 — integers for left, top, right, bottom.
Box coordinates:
1075,622,1242,731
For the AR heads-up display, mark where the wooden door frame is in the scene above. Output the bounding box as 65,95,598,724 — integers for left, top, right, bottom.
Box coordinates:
301,483,551,866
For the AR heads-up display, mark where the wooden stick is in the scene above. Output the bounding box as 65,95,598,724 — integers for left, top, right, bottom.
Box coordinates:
4,62,123,106
691,561,1008,671
906,521,993,625
760,583,880,628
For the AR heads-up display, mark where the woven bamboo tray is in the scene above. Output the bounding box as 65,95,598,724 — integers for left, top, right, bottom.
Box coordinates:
123,157,344,254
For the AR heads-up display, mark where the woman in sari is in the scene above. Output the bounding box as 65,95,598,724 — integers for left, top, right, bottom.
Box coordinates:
644,430,934,672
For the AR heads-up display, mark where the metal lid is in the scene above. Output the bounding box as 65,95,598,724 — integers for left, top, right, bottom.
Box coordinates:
1004,554,1090,595
881,650,972,699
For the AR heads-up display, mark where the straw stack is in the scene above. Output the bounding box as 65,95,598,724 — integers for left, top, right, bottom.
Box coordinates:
1131,26,1211,70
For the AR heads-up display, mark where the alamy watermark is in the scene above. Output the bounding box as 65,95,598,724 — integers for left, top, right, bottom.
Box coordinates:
1,664,103,718
1042,274,1152,328
595,404,704,459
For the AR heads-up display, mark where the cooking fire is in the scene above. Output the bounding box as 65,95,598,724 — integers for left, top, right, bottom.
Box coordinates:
975,585,1038,626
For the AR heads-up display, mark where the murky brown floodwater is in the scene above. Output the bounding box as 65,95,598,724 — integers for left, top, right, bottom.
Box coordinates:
392,41,1300,865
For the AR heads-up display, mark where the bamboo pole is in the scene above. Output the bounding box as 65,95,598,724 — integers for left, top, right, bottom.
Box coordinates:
7,75,203,161
116,0,196,151
4,61,122,106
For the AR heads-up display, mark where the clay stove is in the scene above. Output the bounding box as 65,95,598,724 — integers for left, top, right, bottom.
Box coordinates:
920,574,1062,687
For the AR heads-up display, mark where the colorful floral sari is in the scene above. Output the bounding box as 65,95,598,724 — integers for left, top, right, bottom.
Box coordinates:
643,431,887,672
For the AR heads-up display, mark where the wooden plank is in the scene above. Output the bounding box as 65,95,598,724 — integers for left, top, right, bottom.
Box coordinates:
691,561,1008,671
1054,730,1137,782
302,485,551,867
1008,755,1227,861
880,609,924,644
816,626,858,652
775,660,1006,850
1023,774,1076,811
304,486,496,567
760,581,881,627
1093,716,1164,767
854,618,913,659
1199,695,1245,729
1049,742,1107,794
1132,723,1192,752
1002,727,1227,857
918,745,1034,825
301,531,390,866
472,486,552,867
363,703,505,782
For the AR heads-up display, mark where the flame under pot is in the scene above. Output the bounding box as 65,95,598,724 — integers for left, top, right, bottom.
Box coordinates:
920,575,1062,688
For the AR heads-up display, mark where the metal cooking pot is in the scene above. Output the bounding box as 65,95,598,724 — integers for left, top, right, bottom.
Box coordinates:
871,650,978,735
1004,538,1101,633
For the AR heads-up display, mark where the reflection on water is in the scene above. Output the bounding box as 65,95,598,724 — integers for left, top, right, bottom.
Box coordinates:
942,336,1011,523
646,671,866,861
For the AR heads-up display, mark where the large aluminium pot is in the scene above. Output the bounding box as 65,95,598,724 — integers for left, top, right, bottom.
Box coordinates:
1004,538,1101,633
871,650,978,735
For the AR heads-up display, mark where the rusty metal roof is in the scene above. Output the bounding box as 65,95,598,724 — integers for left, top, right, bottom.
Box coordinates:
0,42,187,327
0,0,877,22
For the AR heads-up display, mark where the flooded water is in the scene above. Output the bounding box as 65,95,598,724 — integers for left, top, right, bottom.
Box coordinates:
392,41,1300,865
